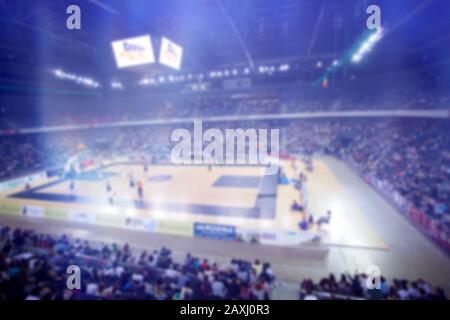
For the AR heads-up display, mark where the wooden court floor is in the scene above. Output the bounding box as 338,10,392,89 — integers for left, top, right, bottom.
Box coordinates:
1,158,387,249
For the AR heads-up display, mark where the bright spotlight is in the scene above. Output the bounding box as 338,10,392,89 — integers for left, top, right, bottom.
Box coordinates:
279,64,290,72
111,81,123,89
138,78,150,86
352,54,362,63
351,29,383,64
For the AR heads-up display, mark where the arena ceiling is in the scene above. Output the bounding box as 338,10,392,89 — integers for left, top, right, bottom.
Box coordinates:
0,0,449,90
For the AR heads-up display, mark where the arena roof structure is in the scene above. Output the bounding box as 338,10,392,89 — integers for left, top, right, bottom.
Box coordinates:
0,0,449,93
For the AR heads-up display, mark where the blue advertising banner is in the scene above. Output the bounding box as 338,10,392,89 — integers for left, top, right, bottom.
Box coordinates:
194,222,236,241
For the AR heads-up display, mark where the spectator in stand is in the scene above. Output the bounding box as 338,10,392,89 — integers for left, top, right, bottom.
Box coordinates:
0,225,277,300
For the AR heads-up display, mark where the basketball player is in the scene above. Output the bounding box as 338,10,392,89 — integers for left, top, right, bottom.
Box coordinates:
69,180,75,197
317,210,332,229
298,217,309,231
308,214,314,226
106,180,112,193
137,181,143,200
129,174,135,188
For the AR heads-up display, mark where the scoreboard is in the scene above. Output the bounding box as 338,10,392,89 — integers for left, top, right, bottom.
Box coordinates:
112,35,183,70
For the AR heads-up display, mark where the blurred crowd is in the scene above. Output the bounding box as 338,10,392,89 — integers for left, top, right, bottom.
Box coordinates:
1,89,448,129
0,135,44,179
0,225,446,300
299,273,447,300
287,119,450,244
0,225,275,300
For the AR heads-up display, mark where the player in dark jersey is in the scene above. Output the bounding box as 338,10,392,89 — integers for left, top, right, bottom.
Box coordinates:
69,180,76,199
137,181,143,200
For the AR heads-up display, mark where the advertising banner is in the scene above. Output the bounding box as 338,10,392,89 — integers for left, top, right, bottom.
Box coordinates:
124,216,156,232
20,205,45,218
157,219,193,236
194,222,236,241
69,210,97,224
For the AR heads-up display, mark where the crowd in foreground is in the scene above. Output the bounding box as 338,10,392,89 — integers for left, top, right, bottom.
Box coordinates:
299,273,447,300
0,225,447,300
0,225,275,300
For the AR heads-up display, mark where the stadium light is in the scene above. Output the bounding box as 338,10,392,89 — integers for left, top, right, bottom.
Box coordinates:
367,30,383,44
138,77,156,86
351,54,363,63
138,78,150,85
52,69,100,88
54,69,64,77
279,64,290,72
111,81,123,90
351,28,383,64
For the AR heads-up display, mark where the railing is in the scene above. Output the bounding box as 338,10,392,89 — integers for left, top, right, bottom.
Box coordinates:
1,109,448,136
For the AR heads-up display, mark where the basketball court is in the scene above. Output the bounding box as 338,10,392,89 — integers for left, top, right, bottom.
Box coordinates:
1,156,387,249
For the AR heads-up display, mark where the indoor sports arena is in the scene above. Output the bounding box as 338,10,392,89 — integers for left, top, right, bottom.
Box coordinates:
0,0,449,301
